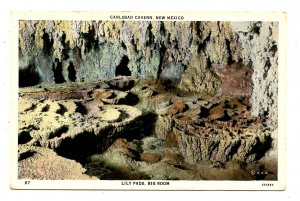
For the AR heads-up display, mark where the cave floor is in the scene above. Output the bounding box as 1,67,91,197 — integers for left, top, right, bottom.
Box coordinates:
17,77,277,180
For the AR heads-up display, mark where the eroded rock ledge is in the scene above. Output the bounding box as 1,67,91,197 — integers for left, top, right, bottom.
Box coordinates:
19,82,142,162
18,78,276,180
154,97,271,163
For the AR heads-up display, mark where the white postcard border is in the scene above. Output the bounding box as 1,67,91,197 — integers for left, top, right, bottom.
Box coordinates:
10,11,287,190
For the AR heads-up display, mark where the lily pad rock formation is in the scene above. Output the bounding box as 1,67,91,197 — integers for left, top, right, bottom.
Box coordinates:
154,97,272,163
17,20,279,180
18,84,143,162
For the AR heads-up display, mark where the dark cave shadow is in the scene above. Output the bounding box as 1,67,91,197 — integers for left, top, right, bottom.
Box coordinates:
53,111,157,164
119,111,158,141
19,65,41,87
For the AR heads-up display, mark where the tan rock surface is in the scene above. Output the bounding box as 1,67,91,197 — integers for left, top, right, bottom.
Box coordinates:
18,145,96,180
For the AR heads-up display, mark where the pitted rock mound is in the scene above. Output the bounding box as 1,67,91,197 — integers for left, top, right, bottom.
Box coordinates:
155,97,271,163
92,89,131,105
174,121,271,163
18,97,142,159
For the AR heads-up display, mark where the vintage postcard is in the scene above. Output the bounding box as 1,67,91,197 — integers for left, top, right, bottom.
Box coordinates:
10,11,286,190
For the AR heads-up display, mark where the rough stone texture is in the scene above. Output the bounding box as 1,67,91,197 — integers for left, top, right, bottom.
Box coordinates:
231,22,278,130
18,80,277,180
19,20,278,128
19,21,234,96
91,89,131,105
18,145,96,180
84,134,276,180
212,63,253,97
19,21,278,129
174,122,271,163
176,21,243,96
18,84,143,160
155,96,272,163
18,20,279,180
130,78,173,112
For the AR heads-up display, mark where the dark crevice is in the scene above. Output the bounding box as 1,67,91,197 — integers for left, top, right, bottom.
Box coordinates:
252,22,261,35
121,112,157,141
218,110,231,121
118,92,139,105
55,130,99,164
198,32,211,52
217,22,221,33
188,35,193,47
263,59,271,79
225,141,242,161
224,100,232,109
18,131,32,144
55,122,142,165
142,112,157,136
48,125,69,139
256,135,273,160
195,21,201,36
119,111,129,120
19,65,41,87
41,104,50,112
68,62,77,82
157,44,167,78
146,23,154,46
167,33,171,42
131,39,137,51
206,57,212,69
52,59,65,83
263,110,269,118
42,31,53,55
121,42,127,49
225,39,233,64
270,43,278,57
199,106,210,118
182,64,187,72
82,26,99,53
61,33,70,60
24,103,37,112
115,56,131,76
56,103,68,115
18,150,36,161
75,102,88,115
160,22,166,35
244,135,273,165
22,125,39,131
173,39,179,50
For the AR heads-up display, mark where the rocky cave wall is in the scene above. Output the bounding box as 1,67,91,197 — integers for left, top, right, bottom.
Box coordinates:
18,20,278,129
231,22,278,130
